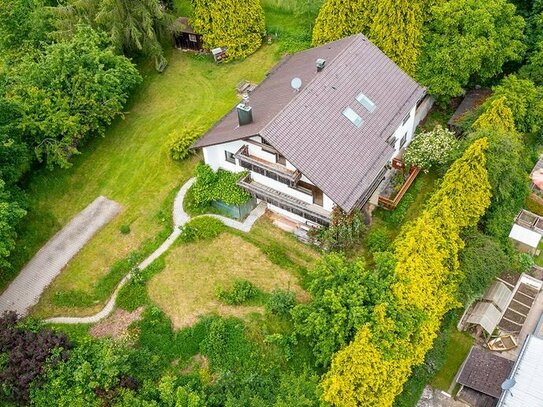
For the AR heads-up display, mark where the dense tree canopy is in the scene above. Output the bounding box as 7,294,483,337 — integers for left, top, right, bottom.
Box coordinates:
417,0,526,102
55,0,175,61
7,26,141,168
292,253,392,366
368,0,422,75
312,0,422,74
191,0,266,60
0,182,26,271
321,139,492,406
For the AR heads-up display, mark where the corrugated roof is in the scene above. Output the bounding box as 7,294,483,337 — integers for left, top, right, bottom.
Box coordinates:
467,302,502,336
458,347,514,399
484,282,513,313
193,34,426,212
509,224,542,249
498,335,543,406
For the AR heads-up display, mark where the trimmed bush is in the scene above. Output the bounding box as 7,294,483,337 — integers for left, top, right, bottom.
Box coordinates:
120,224,131,235
216,279,260,305
178,216,225,243
265,288,296,317
169,126,203,161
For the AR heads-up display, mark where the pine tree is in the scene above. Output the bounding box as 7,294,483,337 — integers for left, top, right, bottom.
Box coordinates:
191,0,265,60
472,97,516,133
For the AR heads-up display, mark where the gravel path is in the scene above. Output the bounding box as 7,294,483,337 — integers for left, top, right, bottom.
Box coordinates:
0,196,122,316
45,178,266,325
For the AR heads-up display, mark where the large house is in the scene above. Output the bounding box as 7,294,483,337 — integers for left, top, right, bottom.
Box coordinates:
192,34,431,226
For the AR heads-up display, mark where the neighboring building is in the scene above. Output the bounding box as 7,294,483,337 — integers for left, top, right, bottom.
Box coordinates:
497,334,543,406
174,17,203,51
192,34,429,226
457,347,514,407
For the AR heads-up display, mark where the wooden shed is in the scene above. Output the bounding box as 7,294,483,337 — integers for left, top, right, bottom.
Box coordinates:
174,17,203,51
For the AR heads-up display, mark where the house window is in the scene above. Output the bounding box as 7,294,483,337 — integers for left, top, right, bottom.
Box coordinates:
225,151,236,164
402,112,411,126
399,133,408,149
188,34,197,43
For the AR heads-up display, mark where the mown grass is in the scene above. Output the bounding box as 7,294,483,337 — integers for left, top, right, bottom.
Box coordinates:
148,229,309,329
430,330,473,391
15,46,280,319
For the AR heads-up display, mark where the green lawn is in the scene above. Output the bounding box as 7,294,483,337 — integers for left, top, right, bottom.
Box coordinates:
15,46,281,319
430,330,473,391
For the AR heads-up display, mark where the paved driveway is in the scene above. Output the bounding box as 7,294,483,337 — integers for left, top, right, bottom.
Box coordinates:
0,196,121,316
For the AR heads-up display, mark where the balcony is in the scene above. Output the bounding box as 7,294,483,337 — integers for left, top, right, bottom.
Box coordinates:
238,174,331,225
234,145,302,185
377,160,421,210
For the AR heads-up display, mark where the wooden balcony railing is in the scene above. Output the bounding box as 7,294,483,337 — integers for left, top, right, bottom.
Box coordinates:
238,174,330,225
378,166,421,210
234,145,302,185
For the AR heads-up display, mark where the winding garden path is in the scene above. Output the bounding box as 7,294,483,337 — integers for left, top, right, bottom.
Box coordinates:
45,178,266,325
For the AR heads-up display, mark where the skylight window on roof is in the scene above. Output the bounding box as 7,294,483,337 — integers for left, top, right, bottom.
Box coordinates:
356,93,376,113
342,107,364,127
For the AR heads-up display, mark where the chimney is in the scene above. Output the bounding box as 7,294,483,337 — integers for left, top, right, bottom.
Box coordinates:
316,58,326,72
237,103,253,126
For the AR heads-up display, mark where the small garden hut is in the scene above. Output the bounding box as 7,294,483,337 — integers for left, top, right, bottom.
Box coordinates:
174,17,203,51
509,224,542,256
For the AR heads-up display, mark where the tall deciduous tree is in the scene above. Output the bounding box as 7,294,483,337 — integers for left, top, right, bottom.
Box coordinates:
490,75,543,134
0,0,54,55
417,0,526,102
312,0,422,74
292,253,392,366
0,180,26,271
11,26,141,168
191,0,265,60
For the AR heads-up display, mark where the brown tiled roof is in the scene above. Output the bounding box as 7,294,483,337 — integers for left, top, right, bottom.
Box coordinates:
193,34,426,212
457,347,514,399
178,17,196,34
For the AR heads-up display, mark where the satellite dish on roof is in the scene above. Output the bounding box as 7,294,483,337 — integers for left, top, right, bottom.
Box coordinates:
291,77,302,91
501,378,516,391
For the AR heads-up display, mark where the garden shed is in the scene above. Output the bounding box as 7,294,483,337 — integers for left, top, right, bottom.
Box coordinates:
174,17,203,51
457,347,514,407
509,224,542,255
483,282,513,313
466,302,502,337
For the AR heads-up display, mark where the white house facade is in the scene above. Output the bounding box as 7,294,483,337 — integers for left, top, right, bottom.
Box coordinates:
193,35,430,226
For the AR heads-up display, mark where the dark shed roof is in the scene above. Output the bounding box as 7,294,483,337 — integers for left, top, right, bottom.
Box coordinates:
178,17,197,34
193,34,426,212
457,347,514,399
